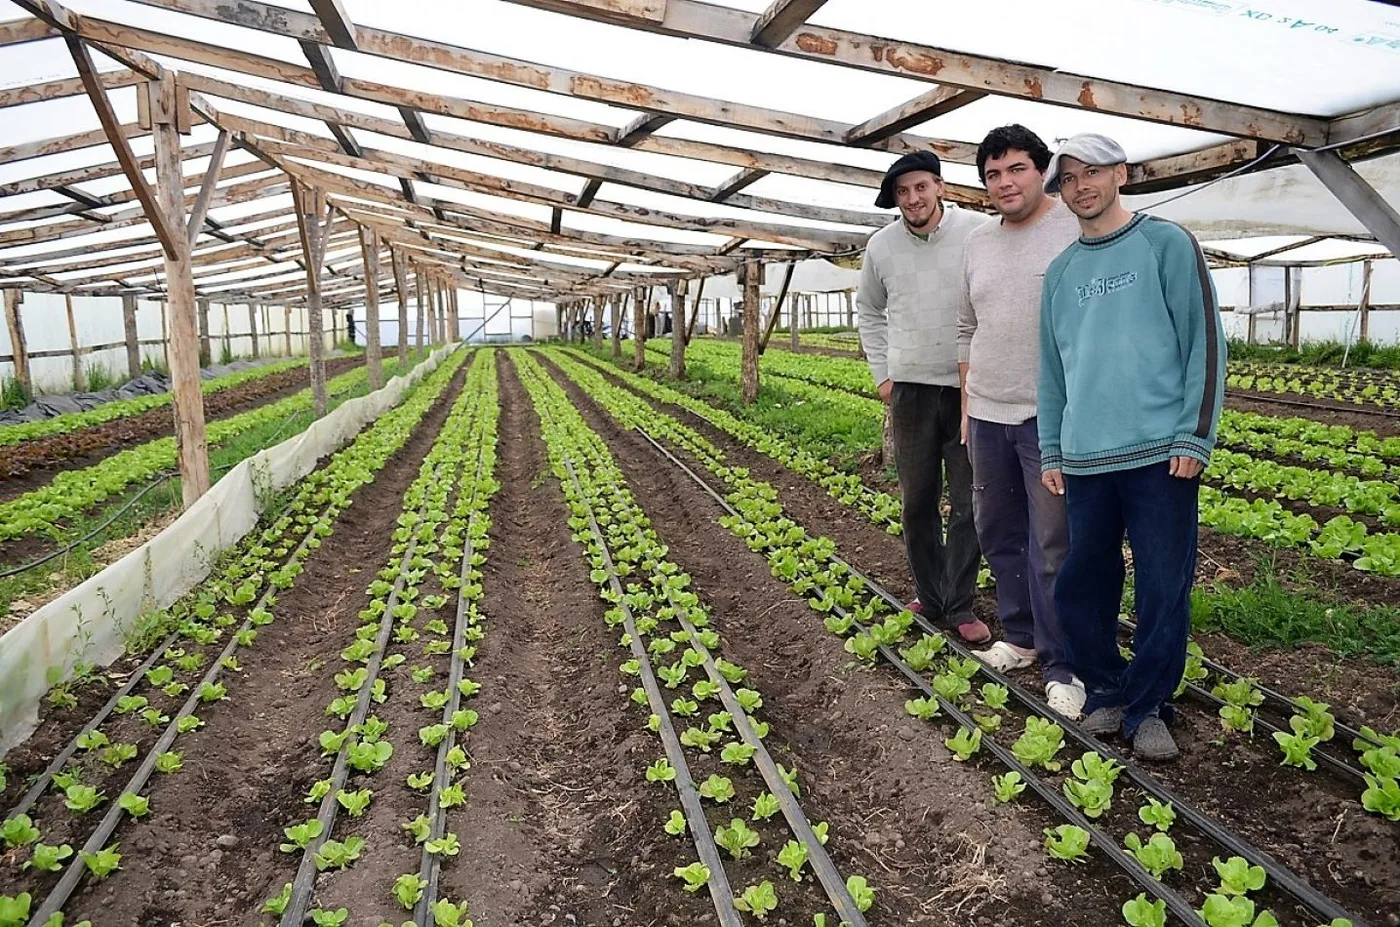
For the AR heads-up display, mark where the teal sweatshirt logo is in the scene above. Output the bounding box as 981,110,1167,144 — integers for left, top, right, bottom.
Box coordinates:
1075,271,1139,305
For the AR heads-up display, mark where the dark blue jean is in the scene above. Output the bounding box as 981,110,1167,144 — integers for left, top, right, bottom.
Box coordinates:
889,383,979,624
1055,463,1199,738
967,417,1072,684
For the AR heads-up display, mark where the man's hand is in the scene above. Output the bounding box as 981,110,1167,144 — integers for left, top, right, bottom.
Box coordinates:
1041,468,1065,496
1169,456,1204,479
960,411,969,446
878,379,893,403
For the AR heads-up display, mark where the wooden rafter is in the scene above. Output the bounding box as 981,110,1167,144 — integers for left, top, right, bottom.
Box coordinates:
751,0,829,48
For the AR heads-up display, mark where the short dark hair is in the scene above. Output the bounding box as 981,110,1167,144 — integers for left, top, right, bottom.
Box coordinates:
976,125,1052,184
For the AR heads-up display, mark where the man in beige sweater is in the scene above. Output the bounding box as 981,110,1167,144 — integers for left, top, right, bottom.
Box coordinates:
957,125,1085,718
859,151,993,643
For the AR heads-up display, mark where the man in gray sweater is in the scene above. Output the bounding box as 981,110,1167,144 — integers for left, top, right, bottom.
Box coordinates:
957,125,1084,719
858,151,993,643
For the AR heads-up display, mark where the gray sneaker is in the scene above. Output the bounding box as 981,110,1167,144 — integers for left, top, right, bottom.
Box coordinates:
1133,717,1179,762
1082,706,1123,736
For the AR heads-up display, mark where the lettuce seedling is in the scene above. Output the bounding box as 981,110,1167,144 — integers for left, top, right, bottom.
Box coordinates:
673,862,710,892
664,810,687,836
844,632,879,661
420,724,450,747
117,793,150,818
309,908,348,926
680,728,721,752
905,697,940,721
1289,696,1335,742
846,875,875,912
1198,894,1278,927
101,744,138,768
699,775,735,803
114,695,147,715
1122,893,1167,927
945,727,981,761
81,844,121,880
51,769,81,791
457,678,482,698
991,772,1025,805
154,751,183,774
319,728,354,755
162,682,189,698
752,792,780,821
734,881,779,919
1272,730,1320,771
450,709,479,731
778,763,801,797
1219,705,1255,734
932,673,971,703
777,839,809,881
425,833,461,857
671,697,699,717
336,789,372,817
23,843,72,873
715,660,746,684
0,893,30,926
63,785,104,813
262,883,292,915
198,682,228,703
280,819,324,852
411,666,435,683
305,779,332,804
1124,832,1183,878
715,818,760,859
140,708,170,727
406,771,434,791
347,741,394,773
1362,775,1400,820
446,745,469,771
657,664,687,688
1,815,39,849
721,742,756,766
1013,717,1066,771
1138,797,1176,833
1044,825,1090,863
979,684,1010,711
735,688,763,713
314,836,366,871
1212,856,1266,896
1071,752,1123,784
1360,746,1400,779
394,873,427,909
692,680,721,702
1063,777,1113,818
438,783,466,809
75,730,108,752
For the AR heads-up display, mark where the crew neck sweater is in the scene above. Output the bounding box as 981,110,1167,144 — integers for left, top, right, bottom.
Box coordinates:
1038,213,1227,476
957,201,1080,424
856,205,991,387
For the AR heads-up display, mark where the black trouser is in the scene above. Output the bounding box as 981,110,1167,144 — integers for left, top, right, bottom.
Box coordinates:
890,382,980,624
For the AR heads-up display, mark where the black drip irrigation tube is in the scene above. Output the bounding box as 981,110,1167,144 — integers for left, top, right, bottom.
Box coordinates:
29,500,333,925
562,457,744,927
1229,389,1400,420
412,438,488,924
633,425,1365,927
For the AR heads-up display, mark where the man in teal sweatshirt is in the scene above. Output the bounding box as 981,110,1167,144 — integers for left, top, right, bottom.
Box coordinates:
1038,134,1226,761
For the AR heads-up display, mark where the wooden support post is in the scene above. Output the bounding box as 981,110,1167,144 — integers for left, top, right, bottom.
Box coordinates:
284,305,292,356
389,247,409,363
740,260,763,404
358,224,384,388
221,302,231,361
292,181,332,414
687,277,706,343
844,290,854,329
64,294,85,391
122,293,141,378
152,76,210,506
160,300,169,367
592,297,604,349
668,279,689,379
633,286,647,371
1359,260,1373,343
3,290,30,400
449,287,460,341
196,297,211,367
611,292,622,358
414,266,425,352
247,303,260,358
758,262,794,355
262,305,270,356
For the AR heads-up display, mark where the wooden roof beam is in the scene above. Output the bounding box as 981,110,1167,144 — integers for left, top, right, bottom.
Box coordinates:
0,69,145,109
500,0,1329,146
751,0,828,48
0,139,219,196
710,168,767,202
308,0,358,49
616,113,674,146
846,86,986,145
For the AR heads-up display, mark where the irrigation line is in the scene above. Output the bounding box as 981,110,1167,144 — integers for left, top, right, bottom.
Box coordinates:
1229,389,1400,419
281,402,479,926
414,426,490,924
30,501,330,925
634,424,1363,926
562,456,744,927
633,427,1205,925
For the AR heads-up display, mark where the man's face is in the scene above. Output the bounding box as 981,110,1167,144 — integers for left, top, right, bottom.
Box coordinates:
982,148,1046,221
1056,157,1125,221
894,170,943,229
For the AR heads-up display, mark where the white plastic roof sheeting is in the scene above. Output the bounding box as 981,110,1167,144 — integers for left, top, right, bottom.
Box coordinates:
0,0,1395,303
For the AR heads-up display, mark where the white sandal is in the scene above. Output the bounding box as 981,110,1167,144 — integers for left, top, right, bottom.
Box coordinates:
971,640,1036,672
1046,678,1087,720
